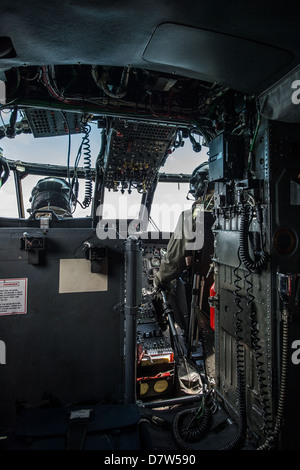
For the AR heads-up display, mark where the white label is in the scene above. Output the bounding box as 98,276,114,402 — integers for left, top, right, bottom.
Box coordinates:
69,409,92,419
0,278,28,315
59,259,107,293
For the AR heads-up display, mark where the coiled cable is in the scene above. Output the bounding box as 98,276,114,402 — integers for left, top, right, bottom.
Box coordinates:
81,123,92,208
172,397,212,450
257,307,290,450
246,266,273,441
68,122,93,212
219,249,247,450
239,203,269,272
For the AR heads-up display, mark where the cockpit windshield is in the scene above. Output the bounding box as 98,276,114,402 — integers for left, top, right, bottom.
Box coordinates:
0,108,207,232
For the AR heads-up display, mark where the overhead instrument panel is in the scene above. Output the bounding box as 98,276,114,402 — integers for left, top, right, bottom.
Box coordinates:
102,119,178,193
24,109,83,138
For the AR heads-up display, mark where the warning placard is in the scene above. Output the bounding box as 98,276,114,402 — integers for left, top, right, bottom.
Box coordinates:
0,279,28,315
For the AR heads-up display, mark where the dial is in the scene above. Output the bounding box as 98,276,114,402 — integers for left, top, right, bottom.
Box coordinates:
151,257,160,267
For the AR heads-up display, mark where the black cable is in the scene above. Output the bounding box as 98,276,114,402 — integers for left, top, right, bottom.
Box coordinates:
246,266,273,441
96,128,107,169
219,248,247,450
61,111,71,188
68,122,93,212
0,156,10,187
189,128,202,153
257,308,290,450
172,397,212,450
81,123,92,208
173,129,183,149
6,106,18,138
239,203,269,272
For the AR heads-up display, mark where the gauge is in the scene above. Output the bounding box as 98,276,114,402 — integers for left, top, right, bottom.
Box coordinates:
151,257,160,267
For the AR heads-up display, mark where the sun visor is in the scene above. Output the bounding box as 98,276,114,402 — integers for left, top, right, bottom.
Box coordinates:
142,23,293,93
258,64,300,123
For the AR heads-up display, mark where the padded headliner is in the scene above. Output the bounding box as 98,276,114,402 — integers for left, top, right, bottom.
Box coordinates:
0,0,299,93
142,23,293,92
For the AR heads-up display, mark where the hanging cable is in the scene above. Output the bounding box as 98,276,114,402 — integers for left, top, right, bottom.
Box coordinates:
248,111,261,173
245,265,273,441
61,111,71,189
219,248,247,450
257,303,290,450
0,154,10,188
41,65,70,103
67,121,93,213
81,122,92,208
239,202,269,272
189,127,202,152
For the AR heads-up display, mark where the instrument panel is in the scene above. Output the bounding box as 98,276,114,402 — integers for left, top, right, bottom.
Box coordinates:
136,241,174,400
142,244,167,287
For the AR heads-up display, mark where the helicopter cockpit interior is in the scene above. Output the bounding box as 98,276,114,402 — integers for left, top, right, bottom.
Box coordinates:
0,0,299,452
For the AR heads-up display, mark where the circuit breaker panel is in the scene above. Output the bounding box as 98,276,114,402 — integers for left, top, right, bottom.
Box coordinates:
210,118,300,450
101,119,178,193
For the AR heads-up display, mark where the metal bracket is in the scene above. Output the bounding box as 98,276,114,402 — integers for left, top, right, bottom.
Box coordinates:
20,232,45,265
83,241,108,273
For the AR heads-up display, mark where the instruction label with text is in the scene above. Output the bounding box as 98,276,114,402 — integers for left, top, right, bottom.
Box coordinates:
0,279,28,315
